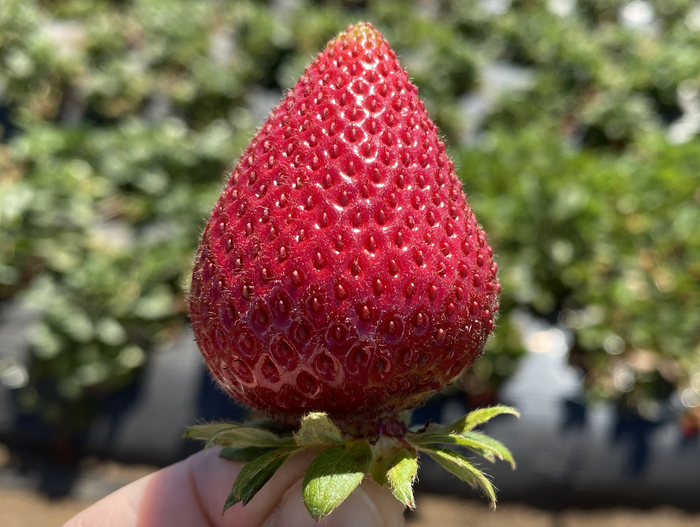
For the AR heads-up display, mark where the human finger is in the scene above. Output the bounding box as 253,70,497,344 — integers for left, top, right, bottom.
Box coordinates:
63,446,405,527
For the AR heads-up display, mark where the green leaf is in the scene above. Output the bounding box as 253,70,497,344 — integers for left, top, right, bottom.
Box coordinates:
370,447,417,508
223,447,294,513
234,454,289,506
219,446,276,463
185,423,286,449
184,422,240,438
442,406,520,435
461,432,516,469
420,445,497,509
222,491,242,512
411,432,515,469
294,412,344,446
411,434,493,462
302,442,373,520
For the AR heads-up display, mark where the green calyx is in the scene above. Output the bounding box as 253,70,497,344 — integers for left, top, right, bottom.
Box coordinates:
184,405,519,520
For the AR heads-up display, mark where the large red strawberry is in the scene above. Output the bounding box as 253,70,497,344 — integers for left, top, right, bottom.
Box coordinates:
190,22,499,428
187,23,513,519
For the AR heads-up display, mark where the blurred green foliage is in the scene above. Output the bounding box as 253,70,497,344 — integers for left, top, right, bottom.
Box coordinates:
1,0,699,426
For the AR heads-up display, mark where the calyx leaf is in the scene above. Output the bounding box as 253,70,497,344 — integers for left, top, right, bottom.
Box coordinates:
223,446,295,513
410,431,515,469
302,442,373,520
460,431,516,469
294,412,345,446
184,422,240,438
441,405,520,435
419,444,497,509
185,423,286,449
370,447,417,508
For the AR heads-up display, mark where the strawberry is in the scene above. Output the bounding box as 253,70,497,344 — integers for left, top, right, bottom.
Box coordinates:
187,23,514,519
189,22,499,430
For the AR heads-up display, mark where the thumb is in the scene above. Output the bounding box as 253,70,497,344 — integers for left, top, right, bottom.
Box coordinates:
262,475,406,527
63,446,406,527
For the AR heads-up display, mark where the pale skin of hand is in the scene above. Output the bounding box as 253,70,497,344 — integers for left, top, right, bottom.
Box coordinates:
63,447,406,527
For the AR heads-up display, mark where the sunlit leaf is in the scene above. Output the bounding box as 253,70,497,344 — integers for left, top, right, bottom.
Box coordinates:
302,442,373,520
370,447,417,508
420,445,497,509
442,406,520,435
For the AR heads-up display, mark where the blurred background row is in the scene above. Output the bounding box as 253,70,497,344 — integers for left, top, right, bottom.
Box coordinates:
1,0,699,525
